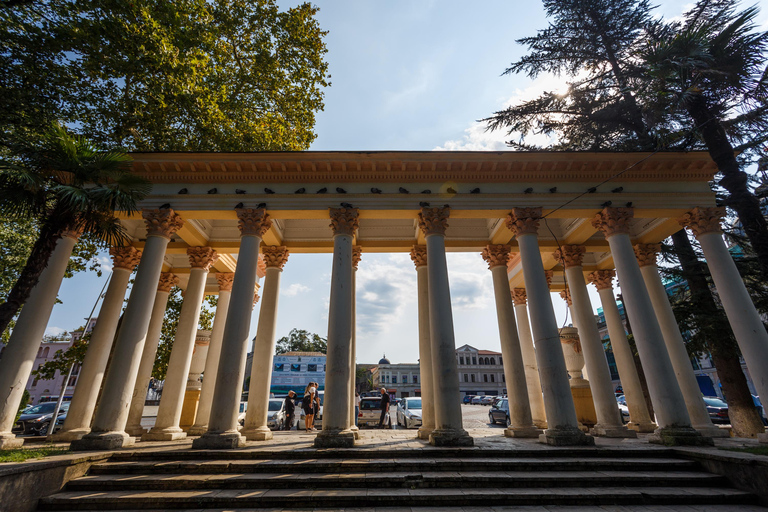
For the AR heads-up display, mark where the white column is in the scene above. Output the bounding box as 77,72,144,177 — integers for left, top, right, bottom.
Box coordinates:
72,209,184,451
0,228,81,449
507,208,592,446
315,207,357,448
188,273,233,435
411,246,436,440
511,289,547,428
588,270,656,433
243,246,288,441
348,246,362,438
420,206,473,447
679,207,768,443
143,247,217,441
193,208,271,449
554,246,634,438
634,243,728,438
51,247,142,441
125,273,178,436
592,207,710,446
482,245,541,438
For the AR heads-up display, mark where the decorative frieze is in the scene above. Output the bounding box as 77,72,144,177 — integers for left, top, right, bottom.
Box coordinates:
157,272,179,293
677,206,725,237
143,208,184,239
505,207,542,237
216,273,235,292
187,246,219,270
559,287,573,307
329,207,360,236
410,245,428,268
588,270,615,291
418,206,450,236
236,208,272,237
634,243,660,268
591,207,633,238
352,245,363,271
512,288,527,306
262,246,290,269
481,244,511,269
553,245,586,269
110,246,142,271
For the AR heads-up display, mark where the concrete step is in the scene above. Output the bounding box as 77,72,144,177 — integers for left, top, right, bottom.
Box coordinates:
64,470,726,491
88,457,699,475
37,486,759,510
37,507,768,512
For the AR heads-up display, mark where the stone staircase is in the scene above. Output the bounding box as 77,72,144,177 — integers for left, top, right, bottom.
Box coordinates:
38,447,763,510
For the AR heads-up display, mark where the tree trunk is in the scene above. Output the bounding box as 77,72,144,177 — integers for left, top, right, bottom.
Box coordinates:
685,95,768,279
671,229,764,437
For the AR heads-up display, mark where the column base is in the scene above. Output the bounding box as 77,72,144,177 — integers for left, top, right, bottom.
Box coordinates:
187,425,208,436
429,428,474,447
243,427,273,441
757,432,768,444
124,425,148,437
590,423,637,438
141,426,187,441
533,420,548,429
350,425,360,440
504,426,543,438
692,424,731,438
649,426,714,447
49,427,90,442
0,432,24,450
314,429,355,448
627,421,658,433
417,427,434,440
191,431,245,449
71,431,135,451
539,426,595,446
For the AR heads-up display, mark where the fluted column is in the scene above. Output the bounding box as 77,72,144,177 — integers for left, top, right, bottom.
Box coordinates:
554,246,634,438
125,273,178,436
52,247,142,441
419,206,473,447
511,289,547,428
193,208,271,449
507,208,592,446
411,246,436,440
188,273,234,435
482,245,541,438
72,209,184,451
315,207,358,448
243,246,289,441
0,227,82,449
349,246,362,439
634,243,728,437
588,270,656,433
678,207,768,443
592,207,710,446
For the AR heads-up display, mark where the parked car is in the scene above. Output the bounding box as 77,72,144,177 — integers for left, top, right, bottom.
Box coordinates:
753,395,768,426
13,402,70,435
616,395,630,423
462,395,475,404
396,397,422,429
358,396,391,428
266,398,287,430
480,396,496,406
703,396,729,424
488,398,510,426
237,401,248,426
471,396,483,405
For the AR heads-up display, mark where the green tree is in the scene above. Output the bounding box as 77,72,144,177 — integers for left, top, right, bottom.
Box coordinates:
275,328,327,355
0,123,150,335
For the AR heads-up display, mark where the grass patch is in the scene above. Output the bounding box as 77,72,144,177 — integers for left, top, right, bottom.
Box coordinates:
719,445,768,457
0,446,70,463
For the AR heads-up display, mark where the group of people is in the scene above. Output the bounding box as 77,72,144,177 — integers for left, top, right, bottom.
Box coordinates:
280,385,365,432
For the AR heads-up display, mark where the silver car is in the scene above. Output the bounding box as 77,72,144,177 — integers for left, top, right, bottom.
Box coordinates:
396,397,422,429
266,398,287,430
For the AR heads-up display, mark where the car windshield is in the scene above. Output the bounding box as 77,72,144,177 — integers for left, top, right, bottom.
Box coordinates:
268,400,282,411
406,399,422,409
360,399,380,410
703,397,728,407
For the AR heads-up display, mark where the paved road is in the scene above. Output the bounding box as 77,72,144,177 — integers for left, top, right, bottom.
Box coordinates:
387,402,505,431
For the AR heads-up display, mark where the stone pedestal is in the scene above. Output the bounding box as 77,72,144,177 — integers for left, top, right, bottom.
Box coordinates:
315,429,355,448
179,389,201,431
650,426,715,447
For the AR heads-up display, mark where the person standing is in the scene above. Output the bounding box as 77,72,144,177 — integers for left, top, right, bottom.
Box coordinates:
284,390,296,431
378,387,391,428
354,391,361,427
302,386,316,432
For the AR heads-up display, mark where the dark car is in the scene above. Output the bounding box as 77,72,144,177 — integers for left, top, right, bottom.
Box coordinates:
488,398,510,426
703,396,729,424
462,395,475,404
13,402,69,435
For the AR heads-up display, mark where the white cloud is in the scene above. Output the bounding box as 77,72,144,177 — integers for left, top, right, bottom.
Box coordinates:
283,283,310,297
45,326,66,337
97,255,113,273
446,253,492,311
355,254,417,337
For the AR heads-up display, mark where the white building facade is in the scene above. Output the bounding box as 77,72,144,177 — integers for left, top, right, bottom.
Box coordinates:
455,345,506,397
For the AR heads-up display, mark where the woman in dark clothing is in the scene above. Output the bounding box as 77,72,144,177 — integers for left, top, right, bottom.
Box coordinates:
302,386,316,431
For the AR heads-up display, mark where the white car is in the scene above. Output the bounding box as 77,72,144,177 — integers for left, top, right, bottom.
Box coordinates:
396,397,422,429
266,398,287,430
616,395,630,423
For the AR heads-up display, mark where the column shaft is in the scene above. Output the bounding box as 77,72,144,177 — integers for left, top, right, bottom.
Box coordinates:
512,297,547,428
415,263,436,439
348,258,360,438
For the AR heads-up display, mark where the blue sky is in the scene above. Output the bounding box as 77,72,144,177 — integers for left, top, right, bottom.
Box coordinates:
46,0,758,365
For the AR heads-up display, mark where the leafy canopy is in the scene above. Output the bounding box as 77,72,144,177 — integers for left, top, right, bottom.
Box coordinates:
275,328,327,356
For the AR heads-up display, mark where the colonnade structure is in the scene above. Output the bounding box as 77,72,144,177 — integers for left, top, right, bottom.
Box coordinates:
0,151,766,449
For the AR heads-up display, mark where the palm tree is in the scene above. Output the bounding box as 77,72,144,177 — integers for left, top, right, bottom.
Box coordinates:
0,123,151,334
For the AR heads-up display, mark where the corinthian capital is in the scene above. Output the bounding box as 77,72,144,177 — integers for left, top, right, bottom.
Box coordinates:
236,208,272,237
512,288,527,306
60,224,85,241
110,246,142,271
157,272,179,292
187,246,218,270
216,272,235,292
633,243,660,267
588,270,615,291
410,245,428,269
553,244,586,269
506,207,542,237
677,206,725,237
262,246,290,269
329,207,360,236
352,245,363,271
591,207,633,238
559,287,573,307
257,254,267,279
143,209,184,239
481,244,511,270
418,206,450,236
544,270,554,289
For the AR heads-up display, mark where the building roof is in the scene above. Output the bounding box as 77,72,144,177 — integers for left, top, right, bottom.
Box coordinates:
477,350,502,355
280,351,325,356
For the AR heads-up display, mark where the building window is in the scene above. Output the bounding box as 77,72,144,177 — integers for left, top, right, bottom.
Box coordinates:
413,375,418,383
274,363,284,372
502,374,505,382
308,364,317,372
291,364,301,372
471,374,475,383
500,357,503,365
490,374,495,383
472,357,477,365
463,374,468,382
68,375,77,387
490,357,496,365
459,356,464,365
483,374,488,383
392,375,397,383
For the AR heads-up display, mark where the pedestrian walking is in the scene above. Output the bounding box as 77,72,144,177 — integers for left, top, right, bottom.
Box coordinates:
378,387,390,428
284,390,296,430
355,391,361,427
303,386,316,431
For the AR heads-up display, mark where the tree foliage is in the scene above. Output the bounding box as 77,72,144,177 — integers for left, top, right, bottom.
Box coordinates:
275,328,327,356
